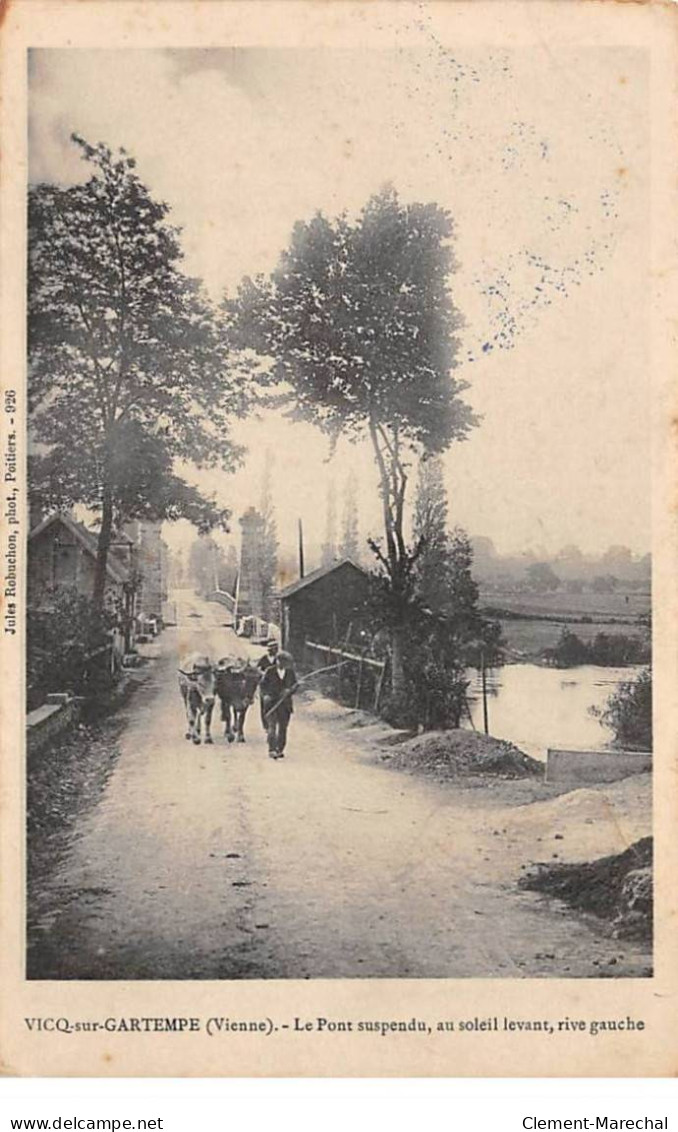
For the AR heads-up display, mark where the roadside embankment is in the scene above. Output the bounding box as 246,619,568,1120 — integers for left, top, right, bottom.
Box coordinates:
520,836,652,941
27,657,160,890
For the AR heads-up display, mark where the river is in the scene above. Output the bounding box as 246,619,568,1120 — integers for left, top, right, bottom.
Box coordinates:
465,663,641,761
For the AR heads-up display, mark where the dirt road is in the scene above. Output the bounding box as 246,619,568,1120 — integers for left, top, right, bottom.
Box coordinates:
27,591,651,979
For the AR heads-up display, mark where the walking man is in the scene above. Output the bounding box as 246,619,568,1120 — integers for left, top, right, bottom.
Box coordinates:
260,650,297,760
257,638,279,729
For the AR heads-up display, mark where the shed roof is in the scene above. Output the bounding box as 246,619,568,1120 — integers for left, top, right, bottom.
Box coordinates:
279,558,369,600
28,511,129,585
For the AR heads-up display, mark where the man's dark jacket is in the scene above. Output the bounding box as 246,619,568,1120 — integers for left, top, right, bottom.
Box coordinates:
260,664,297,718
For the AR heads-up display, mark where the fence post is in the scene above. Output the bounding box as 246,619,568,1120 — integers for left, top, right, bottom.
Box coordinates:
355,655,364,709
373,661,386,714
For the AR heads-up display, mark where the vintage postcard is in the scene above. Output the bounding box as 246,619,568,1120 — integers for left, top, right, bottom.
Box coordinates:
1,0,677,1077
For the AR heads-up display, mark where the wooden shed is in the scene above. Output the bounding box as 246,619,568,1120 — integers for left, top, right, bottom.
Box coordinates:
279,558,371,659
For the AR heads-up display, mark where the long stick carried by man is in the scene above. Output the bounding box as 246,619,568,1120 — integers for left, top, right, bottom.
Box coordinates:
259,649,297,760
261,659,349,720
260,653,351,759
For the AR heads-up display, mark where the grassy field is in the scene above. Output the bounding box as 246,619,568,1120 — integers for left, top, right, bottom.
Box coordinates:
481,589,651,622
498,617,649,660
478,589,651,661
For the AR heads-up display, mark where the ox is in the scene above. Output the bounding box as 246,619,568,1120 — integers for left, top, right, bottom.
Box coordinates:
215,657,261,744
178,653,216,745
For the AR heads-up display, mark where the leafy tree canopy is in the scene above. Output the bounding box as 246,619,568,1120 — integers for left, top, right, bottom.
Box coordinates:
29,421,229,534
232,186,473,453
29,135,248,599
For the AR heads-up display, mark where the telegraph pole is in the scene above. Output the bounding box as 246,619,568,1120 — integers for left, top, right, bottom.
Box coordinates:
481,647,489,735
298,518,305,579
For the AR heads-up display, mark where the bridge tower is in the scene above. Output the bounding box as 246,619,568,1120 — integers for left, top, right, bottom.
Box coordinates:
234,507,265,624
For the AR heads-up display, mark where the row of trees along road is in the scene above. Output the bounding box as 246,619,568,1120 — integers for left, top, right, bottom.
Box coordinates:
229,188,477,695
28,137,249,607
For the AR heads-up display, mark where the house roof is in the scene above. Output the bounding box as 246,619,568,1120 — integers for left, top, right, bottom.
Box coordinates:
28,511,129,585
279,557,369,600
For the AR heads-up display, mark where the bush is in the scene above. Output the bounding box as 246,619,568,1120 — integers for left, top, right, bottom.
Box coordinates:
27,588,117,709
596,667,652,751
379,618,470,732
463,618,505,668
588,632,650,666
547,629,590,667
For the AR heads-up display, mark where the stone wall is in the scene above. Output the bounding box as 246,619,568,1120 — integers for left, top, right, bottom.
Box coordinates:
27,693,82,755
546,748,652,785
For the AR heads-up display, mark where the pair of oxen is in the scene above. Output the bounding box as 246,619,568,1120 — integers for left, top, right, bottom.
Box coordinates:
178,653,261,746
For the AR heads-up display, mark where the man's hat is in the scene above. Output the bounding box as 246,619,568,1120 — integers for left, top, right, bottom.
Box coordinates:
266,638,279,648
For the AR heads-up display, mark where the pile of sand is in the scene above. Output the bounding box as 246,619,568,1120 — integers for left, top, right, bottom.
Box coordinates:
519,837,653,940
381,728,542,779
506,773,652,860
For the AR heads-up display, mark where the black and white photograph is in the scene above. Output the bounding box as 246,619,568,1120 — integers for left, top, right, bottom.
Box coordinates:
23,31,655,983
2,0,677,1082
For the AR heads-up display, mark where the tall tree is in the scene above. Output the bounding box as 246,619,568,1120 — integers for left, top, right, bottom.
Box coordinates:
167,546,185,588
321,480,338,566
188,534,229,597
444,527,483,638
412,455,450,611
258,451,279,621
28,135,247,607
339,470,360,562
413,456,484,635
223,544,239,596
233,187,475,691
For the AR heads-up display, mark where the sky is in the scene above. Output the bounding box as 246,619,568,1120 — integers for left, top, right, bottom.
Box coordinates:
28,38,650,564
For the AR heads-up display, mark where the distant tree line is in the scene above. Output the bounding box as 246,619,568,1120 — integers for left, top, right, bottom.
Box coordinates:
545,628,651,668
472,538,650,594
319,473,362,567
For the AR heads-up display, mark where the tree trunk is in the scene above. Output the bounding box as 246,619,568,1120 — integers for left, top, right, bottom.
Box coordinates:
123,586,134,652
390,624,406,697
367,420,411,699
93,487,114,609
